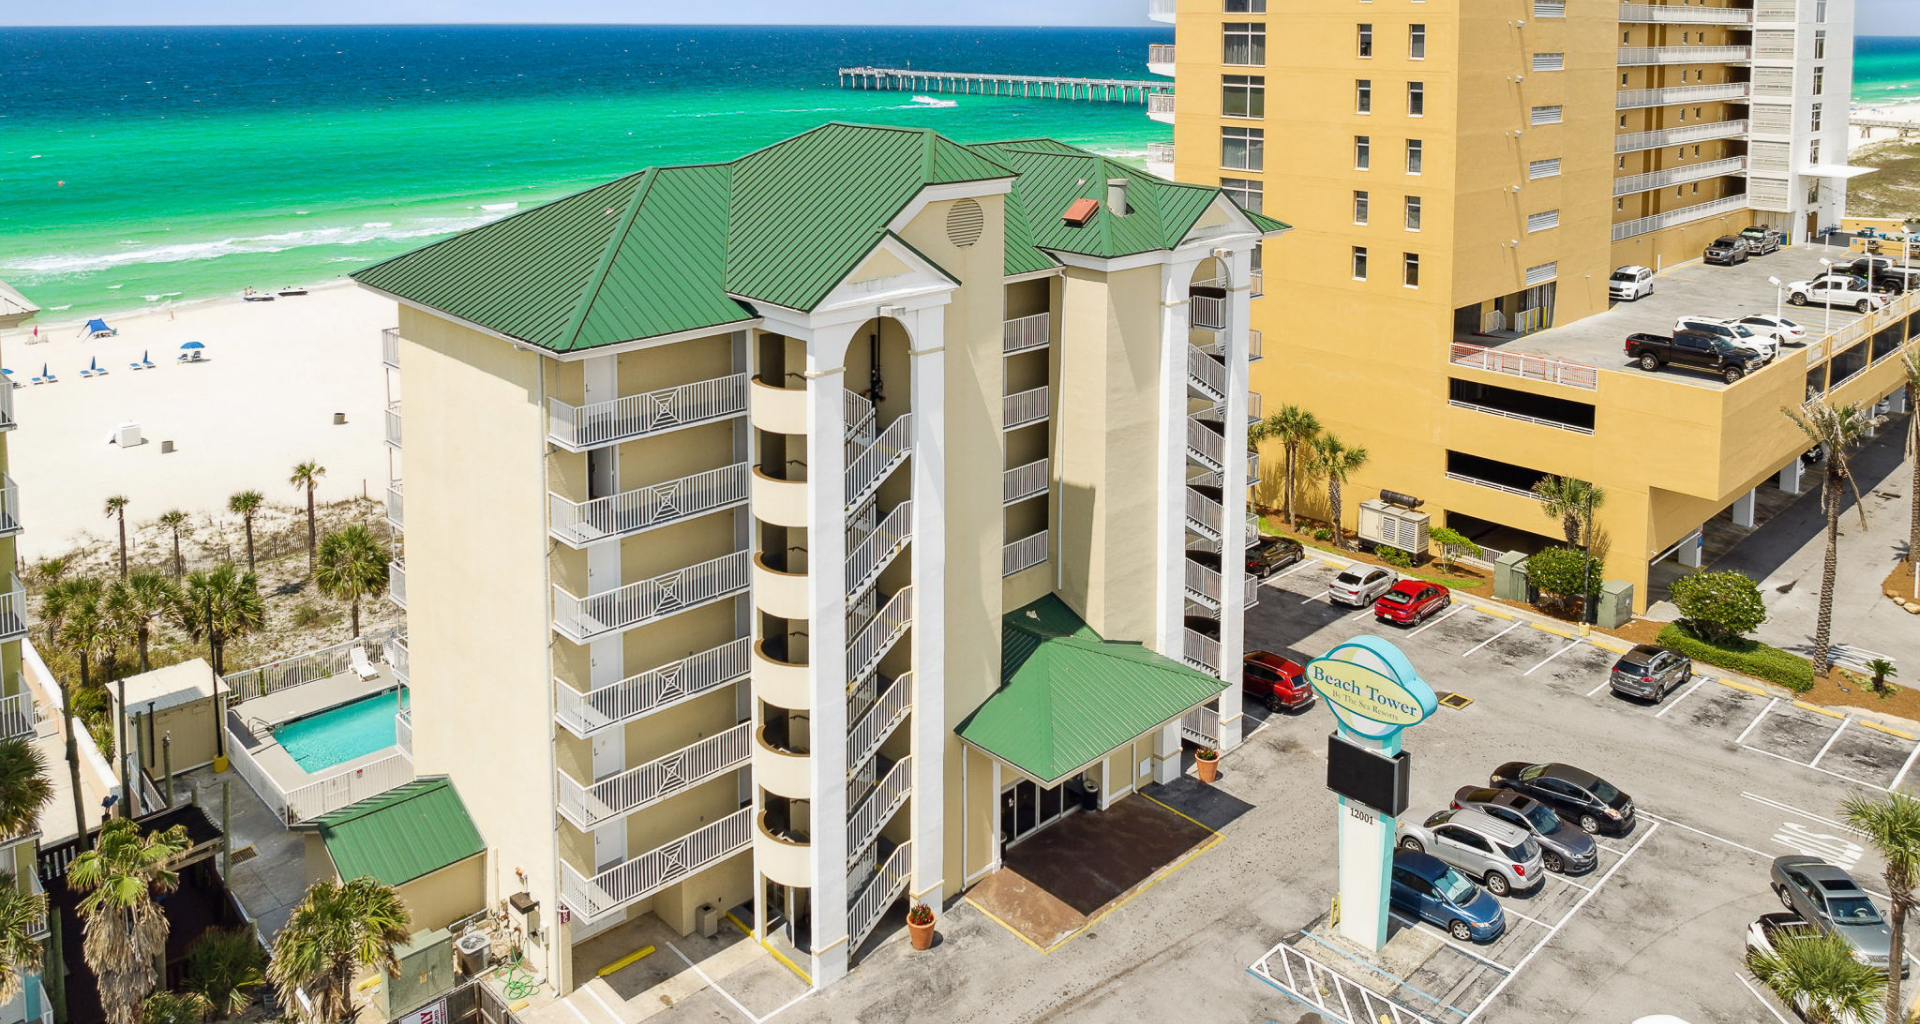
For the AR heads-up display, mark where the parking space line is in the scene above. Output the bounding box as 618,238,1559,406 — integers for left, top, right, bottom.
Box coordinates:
1735,972,1798,1024
1640,810,1773,859
1591,839,1629,856
1522,638,1583,676
1503,907,1551,929
1461,620,1523,657
1740,743,1887,790
1584,675,1615,698
1546,873,1593,894
1743,793,1867,836
1893,740,1920,791
1734,697,1779,744
1808,717,1851,769
1407,603,1464,637
1386,910,1514,974
1654,677,1709,719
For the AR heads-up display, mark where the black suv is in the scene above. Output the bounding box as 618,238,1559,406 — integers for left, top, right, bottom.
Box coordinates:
1704,235,1751,266
1247,536,1303,578
1489,762,1635,835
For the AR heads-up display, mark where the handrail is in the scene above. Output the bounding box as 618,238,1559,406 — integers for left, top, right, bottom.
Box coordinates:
1619,2,1753,22
846,414,914,510
553,637,751,736
847,586,913,687
1003,313,1051,355
1615,118,1748,154
557,722,751,827
1003,386,1050,430
846,500,912,598
1616,81,1750,109
1191,295,1227,330
1446,471,1550,501
1183,628,1221,674
846,673,912,773
1448,342,1600,390
847,757,912,868
547,373,749,450
849,840,913,955
1003,458,1049,505
1186,419,1226,469
550,462,749,545
1611,194,1748,241
1187,346,1227,399
1613,156,1746,197
552,550,752,641
1186,488,1226,539
1002,530,1048,577
560,808,751,922
1618,45,1752,65
1184,559,1223,607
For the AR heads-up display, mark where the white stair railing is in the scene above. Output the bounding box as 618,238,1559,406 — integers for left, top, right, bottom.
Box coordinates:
847,587,913,689
554,637,750,736
1187,346,1227,399
845,500,912,599
845,389,877,448
550,463,749,545
1185,560,1223,609
1180,703,1220,746
1186,488,1225,540
846,673,912,776
848,840,913,955
845,414,913,511
1186,419,1226,470
0,692,35,741
1184,629,1221,674
552,550,751,641
547,373,749,450
847,757,912,868
560,808,751,922
558,722,751,828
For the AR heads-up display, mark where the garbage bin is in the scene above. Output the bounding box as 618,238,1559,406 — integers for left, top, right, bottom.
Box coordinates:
1079,776,1101,812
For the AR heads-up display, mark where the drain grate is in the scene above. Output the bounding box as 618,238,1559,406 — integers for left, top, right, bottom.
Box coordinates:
1437,692,1474,710
229,845,259,866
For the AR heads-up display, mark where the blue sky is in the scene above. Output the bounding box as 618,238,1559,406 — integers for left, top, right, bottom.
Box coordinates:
12,0,1919,32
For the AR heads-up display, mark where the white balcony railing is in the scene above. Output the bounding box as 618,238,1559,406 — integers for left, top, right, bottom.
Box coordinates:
1187,346,1227,400
1002,530,1049,577
1616,81,1751,109
552,550,751,642
557,722,751,827
0,476,21,538
1247,390,1262,424
847,673,912,775
550,463,749,547
384,402,402,449
1180,703,1220,746
1187,419,1226,470
387,636,408,682
554,637,750,737
1148,43,1176,70
1003,313,1051,355
383,483,402,531
380,326,400,369
1449,342,1600,390
1611,193,1749,241
395,710,411,756
848,586,913,687
1184,628,1221,674
1147,0,1176,21
846,414,913,511
1148,92,1177,121
1246,512,1261,548
849,840,913,955
1185,560,1223,609
0,692,34,741
846,500,912,599
1191,294,1226,330
1147,141,1175,165
1003,458,1049,505
388,561,406,610
1618,45,1751,65
1615,118,1749,153
1248,448,1260,482
1614,156,1747,197
1245,572,1259,608
1619,2,1754,22
847,757,912,868
1003,387,1050,431
547,373,749,451
560,807,751,922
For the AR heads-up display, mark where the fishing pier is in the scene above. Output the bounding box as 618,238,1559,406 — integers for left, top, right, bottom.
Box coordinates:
837,66,1172,104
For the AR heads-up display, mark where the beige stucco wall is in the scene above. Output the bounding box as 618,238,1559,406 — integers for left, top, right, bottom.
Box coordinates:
132,697,220,774
397,855,488,933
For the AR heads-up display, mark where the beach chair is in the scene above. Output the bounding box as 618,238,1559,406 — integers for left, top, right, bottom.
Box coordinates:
348,646,380,681
141,355,155,370
79,366,95,380
28,376,43,386
178,352,191,363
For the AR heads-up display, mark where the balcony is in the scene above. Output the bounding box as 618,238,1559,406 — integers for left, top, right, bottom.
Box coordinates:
395,710,411,756
1248,448,1260,482
847,587,912,689
388,635,409,683
548,372,749,452
1617,81,1751,109
847,756,912,868
750,376,808,436
1614,156,1747,197
1191,294,1227,330
387,561,406,611
552,550,751,642
753,725,813,800
846,500,911,600
1449,341,1600,390
1147,0,1175,23
1446,470,1550,501
552,463,749,547
1616,118,1749,154
753,551,810,621
846,414,913,511
754,810,812,888
1003,530,1048,577
1187,347,1227,401
561,807,751,922
1245,571,1259,608
384,483,402,531
1003,386,1050,431
1147,43,1176,77
1612,193,1749,241
849,839,913,956
847,673,911,777
1147,142,1174,179
1184,628,1221,674
384,402,402,449
1247,390,1263,425
1618,2,1754,23
557,721,751,827
1004,313,1051,355
1618,45,1752,65
0,476,20,538
1246,512,1261,548
0,692,34,741
1003,458,1049,505
381,326,400,369
555,637,750,736
0,974,50,1024
1148,92,1176,124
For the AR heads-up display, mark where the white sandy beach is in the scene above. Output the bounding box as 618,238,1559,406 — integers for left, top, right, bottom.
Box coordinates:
2,282,399,561
1850,100,1920,155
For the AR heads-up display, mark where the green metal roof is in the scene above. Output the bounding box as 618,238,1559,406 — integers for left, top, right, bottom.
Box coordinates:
957,595,1228,786
314,777,484,887
352,123,1286,353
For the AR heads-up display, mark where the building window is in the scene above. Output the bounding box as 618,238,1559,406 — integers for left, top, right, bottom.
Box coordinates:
1616,198,1625,211
1355,135,1372,169
1529,158,1562,179
1534,0,1565,15
1692,144,1701,156
1810,103,1823,132
1618,114,1628,129
1354,190,1370,224
1403,253,1420,287
1358,23,1373,58
1408,82,1425,117
1815,0,1827,20
1357,79,1373,113
1528,210,1560,232
1406,139,1423,174
1222,75,1266,118
1532,105,1564,126
1814,30,1826,59
1221,126,1265,170
1225,0,1267,11
1532,52,1565,72
1618,156,1626,170
1353,246,1369,281
1221,177,1263,214
1813,67,1824,95
1225,23,1267,66
1810,139,1821,164
1410,24,1426,59
1405,195,1422,230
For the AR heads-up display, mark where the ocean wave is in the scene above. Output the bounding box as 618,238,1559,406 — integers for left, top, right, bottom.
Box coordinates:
480,202,519,212
1,214,507,276
361,221,393,228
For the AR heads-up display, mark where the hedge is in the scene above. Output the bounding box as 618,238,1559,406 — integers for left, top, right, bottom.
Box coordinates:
1656,623,1814,693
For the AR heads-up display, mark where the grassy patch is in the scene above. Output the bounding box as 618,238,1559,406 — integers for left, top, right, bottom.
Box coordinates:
1657,622,1814,693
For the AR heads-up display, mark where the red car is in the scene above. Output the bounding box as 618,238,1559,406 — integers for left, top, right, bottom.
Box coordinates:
1244,650,1315,713
1374,580,1450,626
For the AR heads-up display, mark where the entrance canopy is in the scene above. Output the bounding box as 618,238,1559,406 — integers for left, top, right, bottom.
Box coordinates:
957,595,1227,786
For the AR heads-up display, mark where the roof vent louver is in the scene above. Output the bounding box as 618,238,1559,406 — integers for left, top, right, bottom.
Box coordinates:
1062,198,1100,226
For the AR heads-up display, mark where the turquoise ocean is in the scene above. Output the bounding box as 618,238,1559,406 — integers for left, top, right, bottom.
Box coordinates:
2,27,1914,317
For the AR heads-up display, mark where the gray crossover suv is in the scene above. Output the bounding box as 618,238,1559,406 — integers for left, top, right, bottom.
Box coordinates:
1771,855,1908,978
1451,786,1598,874
1396,807,1544,896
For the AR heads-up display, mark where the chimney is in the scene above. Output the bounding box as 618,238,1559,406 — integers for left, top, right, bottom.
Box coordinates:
1106,178,1129,216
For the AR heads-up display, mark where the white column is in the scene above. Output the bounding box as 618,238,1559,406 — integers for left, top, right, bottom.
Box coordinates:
1732,488,1757,529
1678,529,1703,569
804,331,853,987
1216,249,1253,753
1778,457,1804,494
1152,722,1182,785
907,308,947,909
1154,259,1204,660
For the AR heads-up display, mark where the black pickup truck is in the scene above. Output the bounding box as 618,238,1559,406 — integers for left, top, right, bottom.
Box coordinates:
1625,330,1766,383
1837,256,1919,293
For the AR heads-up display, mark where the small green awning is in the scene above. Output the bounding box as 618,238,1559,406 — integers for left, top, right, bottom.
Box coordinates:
314,777,484,887
956,595,1228,786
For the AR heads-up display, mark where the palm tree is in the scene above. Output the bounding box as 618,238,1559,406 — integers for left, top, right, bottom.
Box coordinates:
226,491,263,575
313,526,390,639
1266,405,1321,529
1531,475,1605,547
1900,348,1918,568
68,817,192,1024
0,874,48,1002
140,992,212,1024
289,462,328,576
1747,926,1885,1024
1842,790,1920,1020
0,738,51,841
39,576,119,848
1784,398,1879,677
108,572,178,676
157,511,189,578
1308,434,1369,551
104,495,131,578
185,927,267,1020
268,877,412,1024
174,564,266,677
30,558,66,587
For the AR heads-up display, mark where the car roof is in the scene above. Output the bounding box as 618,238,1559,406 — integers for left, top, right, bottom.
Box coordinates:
1384,579,1426,595
1392,849,1449,878
1430,806,1532,845
1624,644,1669,659
1244,650,1302,671
1800,863,1865,890
1616,265,1651,274
1458,787,1537,812
1536,762,1600,786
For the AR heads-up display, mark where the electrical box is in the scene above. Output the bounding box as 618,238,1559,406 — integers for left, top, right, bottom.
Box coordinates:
372,928,454,1021
1357,499,1430,556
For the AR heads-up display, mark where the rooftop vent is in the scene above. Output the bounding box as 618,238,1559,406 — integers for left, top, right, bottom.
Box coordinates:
1107,178,1130,216
1062,198,1099,226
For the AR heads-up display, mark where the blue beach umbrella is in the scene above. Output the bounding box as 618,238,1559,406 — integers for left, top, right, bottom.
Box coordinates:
40,363,47,377
180,341,205,350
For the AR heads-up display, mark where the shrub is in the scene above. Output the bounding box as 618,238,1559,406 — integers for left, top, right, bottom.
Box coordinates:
1524,547,1602,615
1376,547,1414,568
906,903,934,926
186,926,267,1019
290,603,330,629
1429,526,1481,573
1669,570,1767,644
1313,527,1333,542
1657,623,1814,693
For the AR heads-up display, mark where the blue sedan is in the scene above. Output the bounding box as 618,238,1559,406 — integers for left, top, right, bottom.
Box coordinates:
1390,849,1507,943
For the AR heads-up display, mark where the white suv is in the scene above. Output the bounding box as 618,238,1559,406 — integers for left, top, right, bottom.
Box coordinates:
1610,266,1654,302
1675,316,1776,361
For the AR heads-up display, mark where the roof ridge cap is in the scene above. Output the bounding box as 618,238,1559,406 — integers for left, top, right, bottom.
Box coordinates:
555,168,660,352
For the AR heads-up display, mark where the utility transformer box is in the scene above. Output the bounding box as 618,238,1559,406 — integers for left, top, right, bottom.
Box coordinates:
1358,498,1430,556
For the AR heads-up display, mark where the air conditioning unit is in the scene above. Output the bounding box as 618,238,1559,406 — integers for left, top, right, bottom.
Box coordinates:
1358,499,1431,555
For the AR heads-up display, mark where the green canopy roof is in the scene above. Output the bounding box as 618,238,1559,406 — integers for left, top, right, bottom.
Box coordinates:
314,777,484,887
957,595,1228,786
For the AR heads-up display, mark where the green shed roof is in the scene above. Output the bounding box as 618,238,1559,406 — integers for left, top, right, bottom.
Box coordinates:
957,595,1228,786
353,123,1286,353
314,777,483,887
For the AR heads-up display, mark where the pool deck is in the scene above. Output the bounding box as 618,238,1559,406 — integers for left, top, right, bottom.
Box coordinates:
227,666,406,797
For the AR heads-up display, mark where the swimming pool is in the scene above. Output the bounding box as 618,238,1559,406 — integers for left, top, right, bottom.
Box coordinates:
273,689,409,772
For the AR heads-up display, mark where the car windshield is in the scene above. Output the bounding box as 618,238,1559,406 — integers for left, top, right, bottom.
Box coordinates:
1726,323,1755,338
1711,339,1745,354
1498,837,1539,862
1437,868,1479,906
1380,591,1412,604
1827,895,1884,924
1522,803,1562,833
1610,271,1637,282
1589,777,1624,804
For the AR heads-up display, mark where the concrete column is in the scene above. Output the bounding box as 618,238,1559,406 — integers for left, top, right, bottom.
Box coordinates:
1678,529,1703,569
1732,488,1758,529
1152,722,1183,784
1778,457,1805,495
803,329,854,987
907,307,947,909
1216,248,1254,753
1153,263,1198,662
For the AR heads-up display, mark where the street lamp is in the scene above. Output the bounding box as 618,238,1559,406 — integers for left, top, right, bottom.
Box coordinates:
1768,275,1783,319
1817,256,1835,337
1581,487,1597,626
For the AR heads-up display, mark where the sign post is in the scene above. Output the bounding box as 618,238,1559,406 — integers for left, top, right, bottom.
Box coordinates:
1305,635,1438,952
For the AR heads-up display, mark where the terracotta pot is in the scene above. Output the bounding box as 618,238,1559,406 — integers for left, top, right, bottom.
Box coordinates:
1195,754,1219,784
908,915,935,950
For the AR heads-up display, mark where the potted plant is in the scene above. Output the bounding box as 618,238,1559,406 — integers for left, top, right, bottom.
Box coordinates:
1194,746,1220,783
907,902,935,950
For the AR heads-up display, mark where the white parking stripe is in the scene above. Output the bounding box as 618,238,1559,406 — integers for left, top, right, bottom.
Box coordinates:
1547,873,1594,893
1274,560,1318,581
1386,910,1515,973
1734,697,1779,745
1584,675,1615,698
1406,602,1464,637
1808,717,1851,769
1735,972,1799,1024
1462,620,1523,657
559,997,596,1024
1503,907,1551,928
1742,793,1867,836
1523,638,1583,676
1639,809,1777,859
578,981,627,1024
1894,739,1920,792
1740,743,1887,790
1653,676,1708,718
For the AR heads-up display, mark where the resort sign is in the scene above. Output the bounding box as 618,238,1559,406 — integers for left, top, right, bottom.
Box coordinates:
1305,636,1437,741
